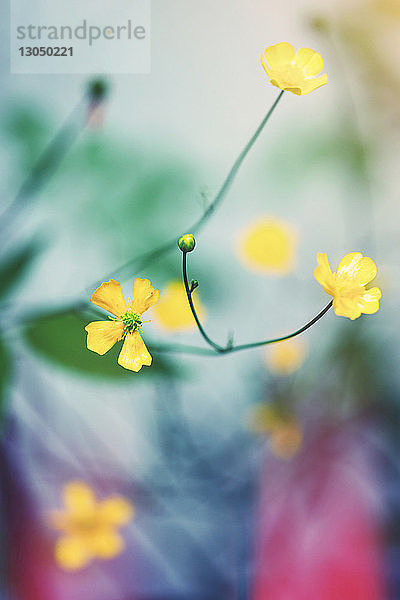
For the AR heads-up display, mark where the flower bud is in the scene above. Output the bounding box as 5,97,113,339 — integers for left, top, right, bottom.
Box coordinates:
178,233,196,253
88,78,109,102
190,279,199,292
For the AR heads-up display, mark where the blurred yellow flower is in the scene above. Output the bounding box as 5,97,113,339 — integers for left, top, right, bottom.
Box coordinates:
238,217,296,274
250,404,303,459
314,252,382,320
153,280,206,331
269,420,303,459
49,481,134,571
265,339,307,375
261,42,328,95
85,278,159,372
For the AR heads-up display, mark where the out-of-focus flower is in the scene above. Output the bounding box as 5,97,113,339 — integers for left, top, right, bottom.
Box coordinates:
48,481,134,571
238,217,296,274
265,339,307,375
250,404,303,459
314,252,382,320
153,280,206,331
261,42,328,95
85,278,159,372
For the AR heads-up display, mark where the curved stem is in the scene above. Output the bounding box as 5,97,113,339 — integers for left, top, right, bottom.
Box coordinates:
182,251,226,353
182,249,333,355
97,90,284,286
227,300,333,353
0,98,88,235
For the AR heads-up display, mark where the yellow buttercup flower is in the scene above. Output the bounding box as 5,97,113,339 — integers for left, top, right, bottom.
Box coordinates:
153,280,206,331
250,404,303,459
238,217,296,274
261,42,328,95
265,339,307,375
314,252,382,320
49,481,134,571
85,278,159,372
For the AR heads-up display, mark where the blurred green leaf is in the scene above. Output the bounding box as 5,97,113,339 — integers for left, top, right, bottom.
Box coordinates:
52,135,198,255
24,310,178,380
0,337,11,426
0,242,40,302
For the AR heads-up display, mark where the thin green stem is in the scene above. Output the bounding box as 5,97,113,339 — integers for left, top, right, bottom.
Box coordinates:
0,83,102,234
182,249,333,355
182,251,226,353
97,90,284,286
227,300,333,353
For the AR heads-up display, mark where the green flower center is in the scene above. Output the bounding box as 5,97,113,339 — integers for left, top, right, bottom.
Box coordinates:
121,311,142,334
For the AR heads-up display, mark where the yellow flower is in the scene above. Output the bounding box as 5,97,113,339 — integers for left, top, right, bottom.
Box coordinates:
314,252,382,320
250,404,302,459
265,339,307,375
153,280,206,331
48,481,134,571
269,420,303,459
261,42,328,95
85,278,159,372
238,217,296,274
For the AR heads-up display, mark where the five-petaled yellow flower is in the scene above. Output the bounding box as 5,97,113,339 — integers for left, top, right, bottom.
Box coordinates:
314,252,382,320
85,278,159,372
49,481,134,571
261,42,328,95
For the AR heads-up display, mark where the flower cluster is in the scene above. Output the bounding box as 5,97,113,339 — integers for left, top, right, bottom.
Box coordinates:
83,43,382,371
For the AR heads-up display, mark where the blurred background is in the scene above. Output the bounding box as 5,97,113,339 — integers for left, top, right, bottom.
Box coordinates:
1,0,400,598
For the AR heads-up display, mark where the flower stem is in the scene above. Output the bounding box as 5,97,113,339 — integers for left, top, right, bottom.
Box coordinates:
182,249,333,355
0,83,101,234
97,90,285,286
182,251,226,353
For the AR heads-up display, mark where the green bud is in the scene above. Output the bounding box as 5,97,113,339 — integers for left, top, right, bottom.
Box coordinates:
190,279,199,292
178,233,196,253
88,78,109,102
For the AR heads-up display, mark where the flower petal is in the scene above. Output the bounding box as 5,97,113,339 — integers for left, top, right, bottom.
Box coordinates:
131,278,159,315
63,481,96,515
314,252,335,295
90,528,124,559
90,280,127,317
55,535,91,570
298,73,328,94
118,331,152,372
264,42,295,68
337,252,377,285
333,296,363,320
99,497,135,526
358,286,382,315
295,47,324,76
85,320,124,355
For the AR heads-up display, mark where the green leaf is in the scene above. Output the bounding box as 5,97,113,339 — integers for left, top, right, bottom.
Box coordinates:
0,337,12,427
24,310,178,380
0,242,40,302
